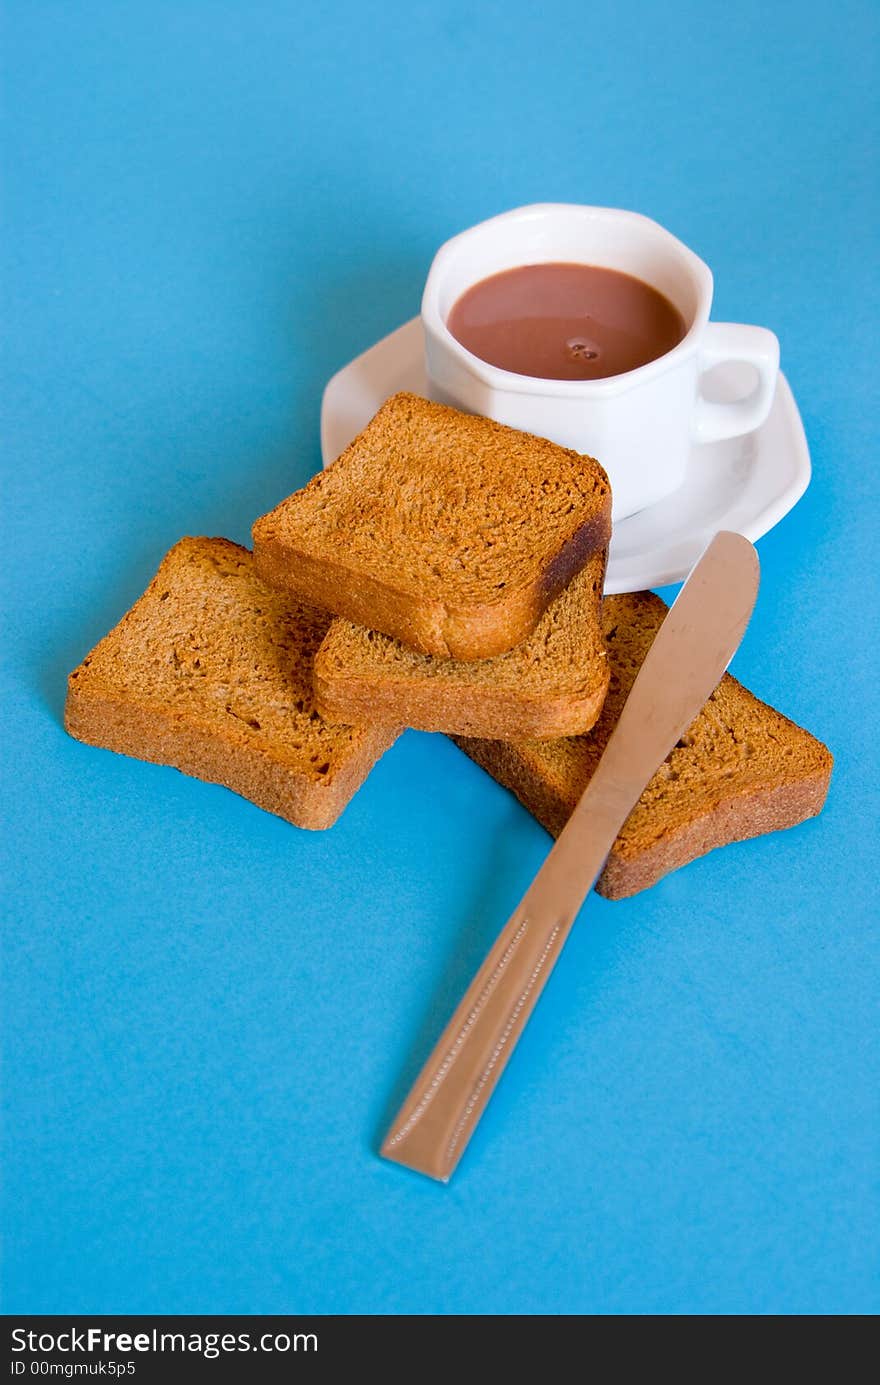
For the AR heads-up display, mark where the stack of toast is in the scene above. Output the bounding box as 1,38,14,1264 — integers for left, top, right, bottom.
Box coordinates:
66,391,832,898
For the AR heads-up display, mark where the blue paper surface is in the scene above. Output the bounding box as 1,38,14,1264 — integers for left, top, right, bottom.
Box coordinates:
2,0,878,1315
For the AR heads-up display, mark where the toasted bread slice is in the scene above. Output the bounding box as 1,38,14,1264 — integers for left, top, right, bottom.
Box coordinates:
313,552,609,739
65,538,399,831
252,392,611,660
454,591,833,898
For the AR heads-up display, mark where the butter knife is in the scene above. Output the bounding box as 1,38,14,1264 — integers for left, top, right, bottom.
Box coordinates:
381,530,760,1182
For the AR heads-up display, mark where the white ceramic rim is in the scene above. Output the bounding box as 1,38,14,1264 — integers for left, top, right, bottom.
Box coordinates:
421,203,714,400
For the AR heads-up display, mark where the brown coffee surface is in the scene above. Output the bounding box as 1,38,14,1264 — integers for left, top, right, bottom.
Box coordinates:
447,262,687,381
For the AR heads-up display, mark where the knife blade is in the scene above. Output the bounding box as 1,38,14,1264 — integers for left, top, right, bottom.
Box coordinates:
381,530,760,1182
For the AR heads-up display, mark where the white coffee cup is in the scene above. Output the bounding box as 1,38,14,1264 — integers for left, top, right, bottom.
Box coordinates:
421,203,780,521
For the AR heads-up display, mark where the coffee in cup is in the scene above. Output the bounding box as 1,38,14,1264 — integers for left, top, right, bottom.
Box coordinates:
447,262,687,382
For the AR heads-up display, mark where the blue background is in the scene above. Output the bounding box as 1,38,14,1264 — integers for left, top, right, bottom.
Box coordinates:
3,0,878,1316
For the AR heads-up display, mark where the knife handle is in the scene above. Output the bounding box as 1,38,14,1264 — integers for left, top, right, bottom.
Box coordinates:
381,779,625,1182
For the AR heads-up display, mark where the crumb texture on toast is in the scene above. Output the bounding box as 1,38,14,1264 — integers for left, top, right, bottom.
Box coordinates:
455,590,833,896
252,393,611,658
256,393,610,602
65,538,397,828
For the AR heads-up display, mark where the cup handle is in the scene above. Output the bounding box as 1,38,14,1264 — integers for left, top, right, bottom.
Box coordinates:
692,322,780,444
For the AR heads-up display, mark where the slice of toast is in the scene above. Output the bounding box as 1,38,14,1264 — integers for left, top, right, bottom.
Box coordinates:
64,538,399,831
454,591,833,898
313,552,609,739
252,392,612,660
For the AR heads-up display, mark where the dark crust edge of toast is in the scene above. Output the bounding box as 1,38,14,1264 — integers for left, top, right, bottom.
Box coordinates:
451,734,833,900
64,681,399,832
312,658,612,741
596,769,832,898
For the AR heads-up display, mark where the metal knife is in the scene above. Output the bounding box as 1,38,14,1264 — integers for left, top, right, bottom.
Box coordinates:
381,530,760,1182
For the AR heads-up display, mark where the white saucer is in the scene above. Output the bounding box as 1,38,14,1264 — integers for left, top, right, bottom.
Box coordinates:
320,318,810,593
